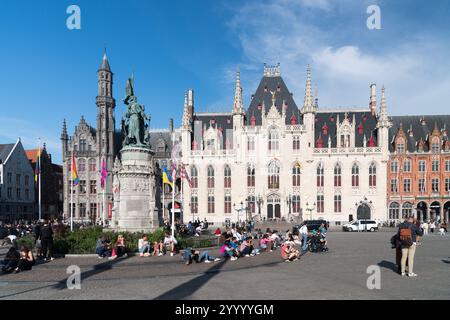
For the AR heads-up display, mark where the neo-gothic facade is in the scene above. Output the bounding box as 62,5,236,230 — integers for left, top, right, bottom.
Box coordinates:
180,64,391,225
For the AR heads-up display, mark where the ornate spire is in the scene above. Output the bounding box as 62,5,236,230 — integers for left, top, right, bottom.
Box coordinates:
100,50,111,71
233,67,244,115
302,65,316,114
61,119,68,140
182,91,190,130
377,85,391,128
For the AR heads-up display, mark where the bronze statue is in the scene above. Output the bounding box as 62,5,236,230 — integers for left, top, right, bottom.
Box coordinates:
122,76,151,148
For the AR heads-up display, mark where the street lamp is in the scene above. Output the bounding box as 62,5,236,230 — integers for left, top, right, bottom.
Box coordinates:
233,201,246,225
286,194,292,222
257,194,264,221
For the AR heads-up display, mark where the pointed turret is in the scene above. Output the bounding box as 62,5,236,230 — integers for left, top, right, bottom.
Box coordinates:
369,84,377,115
233,67,244,115
100,50,111,71
377,85,391,128
301,65,316,114
61,119,69,161
182,91,191,130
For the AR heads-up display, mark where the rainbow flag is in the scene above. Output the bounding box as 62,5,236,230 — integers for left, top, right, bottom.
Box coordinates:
34,146,41,182
71,155,79,186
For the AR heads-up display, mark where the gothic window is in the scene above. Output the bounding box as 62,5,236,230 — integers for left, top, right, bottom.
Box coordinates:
90,203,97,217
78,159,86,172
351,163,359,188
317,195,324,213
292,165,301,187
445,160,450,172
207,165,215,188
389,202,400,220
268,128,279,151
79,180,86,194
418,179,426,193
79,203,86,218
334,163,342,187
293,136,300,150
390,179,398,193
224,165,231,189
369,162,377,187
317,163,324,187
191,196,198,214
334,195,342,213
88,159,96,172
268,161,280,189
208,196,215,214
224,196,232,214
247,165,255,187
247,196,256,214
79,139,87,151
191,166,198,189
445,178,450,192
292,195,301,214
89,181,97,194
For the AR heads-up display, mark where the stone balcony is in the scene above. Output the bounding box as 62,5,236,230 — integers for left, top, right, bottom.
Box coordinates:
313,147,382,155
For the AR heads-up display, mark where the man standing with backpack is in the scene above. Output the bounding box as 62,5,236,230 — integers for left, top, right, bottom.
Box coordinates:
398,216,423,277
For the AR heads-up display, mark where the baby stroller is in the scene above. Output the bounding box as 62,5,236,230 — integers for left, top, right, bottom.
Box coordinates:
307,234,328,253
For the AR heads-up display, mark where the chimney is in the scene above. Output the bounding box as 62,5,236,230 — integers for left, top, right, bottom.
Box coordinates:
370,84,377,116
187,89,194,121
169,118,174,133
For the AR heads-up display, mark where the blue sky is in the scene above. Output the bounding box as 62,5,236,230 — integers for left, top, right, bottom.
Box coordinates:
1,0,449,163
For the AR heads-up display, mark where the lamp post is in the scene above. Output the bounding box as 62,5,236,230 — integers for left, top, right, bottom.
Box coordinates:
257,194,264,221
233,201,246,225
286,194,292,222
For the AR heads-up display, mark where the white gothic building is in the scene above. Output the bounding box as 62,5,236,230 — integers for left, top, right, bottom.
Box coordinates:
180,64,391,226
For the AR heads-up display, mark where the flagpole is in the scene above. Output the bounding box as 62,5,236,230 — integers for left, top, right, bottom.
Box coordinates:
70,149,74,231
38,138,42,221
181,163,184,223
171,133,175,240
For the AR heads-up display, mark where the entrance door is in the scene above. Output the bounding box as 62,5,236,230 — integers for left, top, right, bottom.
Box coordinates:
275,204,281,218
267,204,274,219
357,204,371,220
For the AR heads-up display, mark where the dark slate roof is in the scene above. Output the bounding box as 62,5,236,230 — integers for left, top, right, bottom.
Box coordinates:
246,75,301,126
192,113,233,148
0,143,15,163
389,115,450,152
149,130,173,152
314,111,378,148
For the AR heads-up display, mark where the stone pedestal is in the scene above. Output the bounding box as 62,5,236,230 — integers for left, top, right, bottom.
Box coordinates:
113,146,160,232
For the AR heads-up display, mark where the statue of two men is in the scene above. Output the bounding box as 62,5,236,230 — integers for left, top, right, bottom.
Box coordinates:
122,76,151,148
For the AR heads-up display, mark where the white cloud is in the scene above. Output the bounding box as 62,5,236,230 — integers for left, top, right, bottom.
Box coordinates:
225,0,450,115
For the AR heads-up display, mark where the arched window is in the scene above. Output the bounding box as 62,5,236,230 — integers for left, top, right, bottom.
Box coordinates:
402,202,413,218
190,166,198,189
191,196,198,214
432,138,440,153
224,165,231,189
389,202,400,220
247,196,256,214
247,165,255,187
351,163,359,187
88,159,96,172
334,163,342,187
292,165,301,187
268,161,280,189
207,166,215,188
224,195,232,214
78,159,86,172
292,195,301,214
268,128,279,151
207,195,215,213
390,160,398,173
317,163,324,187
369,162,377,187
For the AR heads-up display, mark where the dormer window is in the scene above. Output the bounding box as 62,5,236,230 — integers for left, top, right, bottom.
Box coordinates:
432,138,440,153
396,138,405,153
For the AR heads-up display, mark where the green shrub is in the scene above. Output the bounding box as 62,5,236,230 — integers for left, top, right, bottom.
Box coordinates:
16,235,35,250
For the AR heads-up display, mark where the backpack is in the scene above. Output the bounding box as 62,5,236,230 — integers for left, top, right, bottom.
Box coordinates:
399,226,413,247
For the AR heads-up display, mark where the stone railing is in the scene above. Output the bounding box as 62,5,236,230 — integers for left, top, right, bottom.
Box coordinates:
190,149,236,157
285,124,305,132
314,147,382,154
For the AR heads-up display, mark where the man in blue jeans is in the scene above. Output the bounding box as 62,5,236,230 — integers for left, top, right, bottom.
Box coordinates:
299,222,309,252
183,248,220,265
